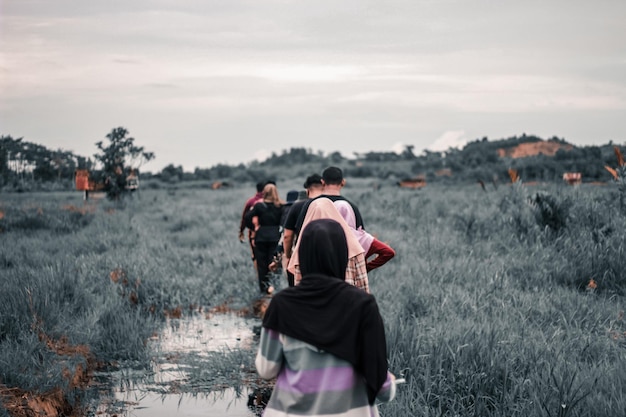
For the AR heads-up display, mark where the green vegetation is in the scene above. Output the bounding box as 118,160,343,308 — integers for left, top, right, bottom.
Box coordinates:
93,127,154,200
1,178,625,416
0,188,260,415
368,182,625,416
2,134,624,191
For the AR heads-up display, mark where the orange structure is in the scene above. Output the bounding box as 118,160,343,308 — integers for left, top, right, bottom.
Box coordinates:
74,170,105,200
75,170,90,191
562,172,582,185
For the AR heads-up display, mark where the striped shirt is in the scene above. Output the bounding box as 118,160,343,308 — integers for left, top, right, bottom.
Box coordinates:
256,329,396,417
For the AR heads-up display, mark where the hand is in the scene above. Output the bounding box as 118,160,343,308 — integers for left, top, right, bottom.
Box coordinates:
269,260,279,272
238,231,245,242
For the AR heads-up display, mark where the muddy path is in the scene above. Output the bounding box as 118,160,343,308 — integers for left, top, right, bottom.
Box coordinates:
93,310,269,417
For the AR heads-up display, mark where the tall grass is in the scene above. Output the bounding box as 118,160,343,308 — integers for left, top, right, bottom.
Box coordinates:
358,183,626,417
1,181,625,417
0,189,260,414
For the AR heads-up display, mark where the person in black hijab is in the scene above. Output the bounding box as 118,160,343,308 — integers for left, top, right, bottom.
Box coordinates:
256,219,396,417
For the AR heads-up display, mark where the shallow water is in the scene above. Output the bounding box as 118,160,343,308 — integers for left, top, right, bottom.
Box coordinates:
96,312,261,417
109,388,254,417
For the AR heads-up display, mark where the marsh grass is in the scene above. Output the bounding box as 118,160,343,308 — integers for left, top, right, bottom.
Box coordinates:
364,183,625,417
1,189,260,415
1,182,625,417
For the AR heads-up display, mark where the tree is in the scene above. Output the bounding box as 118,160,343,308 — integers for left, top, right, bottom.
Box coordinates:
94,127,154,199
160,164,184,183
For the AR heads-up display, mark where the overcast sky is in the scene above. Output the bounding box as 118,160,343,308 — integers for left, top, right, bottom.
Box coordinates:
1,0,625,172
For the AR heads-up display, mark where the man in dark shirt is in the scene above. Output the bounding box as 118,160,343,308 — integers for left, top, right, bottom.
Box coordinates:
282,174,324,286
294,166,364,234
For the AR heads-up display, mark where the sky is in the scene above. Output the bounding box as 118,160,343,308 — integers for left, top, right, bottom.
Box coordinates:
1,0,625,173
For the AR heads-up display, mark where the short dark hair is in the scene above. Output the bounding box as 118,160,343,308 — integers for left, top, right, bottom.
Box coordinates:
256,181,265,192
303,174,323,189
322,166,343,185
286,190,299,203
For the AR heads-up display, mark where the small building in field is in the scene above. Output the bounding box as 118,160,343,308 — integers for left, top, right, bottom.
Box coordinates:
562,172,581,185
211,181,230,189
75,169,90,191
397,176,426,189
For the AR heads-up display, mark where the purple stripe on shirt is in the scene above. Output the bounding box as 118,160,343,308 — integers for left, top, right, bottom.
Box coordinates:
266,328,280,340
381,373,392,390
276,366,357,394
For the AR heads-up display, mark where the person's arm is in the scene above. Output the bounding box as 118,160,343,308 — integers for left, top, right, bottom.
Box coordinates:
245,203,260,242
255,328,284,379
239,203,250,240
365,239,395,272
375,372,397,403
283,229,294,258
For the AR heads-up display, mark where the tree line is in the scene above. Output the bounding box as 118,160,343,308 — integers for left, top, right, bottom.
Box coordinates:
1,130,623,192
1,128,153,199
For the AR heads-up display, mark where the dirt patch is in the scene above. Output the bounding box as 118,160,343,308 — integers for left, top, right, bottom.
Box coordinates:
0,334,96,417
61,204,96,215
497,140,573,158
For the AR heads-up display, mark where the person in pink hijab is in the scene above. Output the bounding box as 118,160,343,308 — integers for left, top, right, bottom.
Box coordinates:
334,200,395,272
287,197,369,293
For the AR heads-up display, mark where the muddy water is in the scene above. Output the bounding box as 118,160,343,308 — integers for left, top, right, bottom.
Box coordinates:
96,312,261,416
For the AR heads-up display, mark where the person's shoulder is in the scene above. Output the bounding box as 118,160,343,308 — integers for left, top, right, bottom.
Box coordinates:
338,280,375,300
323,195,350,203
290,200,307,210
250,200,267,211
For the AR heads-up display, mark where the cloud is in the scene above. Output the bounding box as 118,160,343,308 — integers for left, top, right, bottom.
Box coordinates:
252,149,271,163
391,142,406,154
2,0,625,172
428,131,469,152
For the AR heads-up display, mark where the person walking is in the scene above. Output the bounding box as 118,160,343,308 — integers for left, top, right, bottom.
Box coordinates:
268,189,299,278
256,218,397,417
287,197,369,293
294,166,365,233
334,200,395,272
249,183,285,294
239,181,265,273
281,174,324,286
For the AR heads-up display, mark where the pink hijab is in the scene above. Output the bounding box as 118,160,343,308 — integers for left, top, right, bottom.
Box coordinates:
288,198,364,275
334,200,374,253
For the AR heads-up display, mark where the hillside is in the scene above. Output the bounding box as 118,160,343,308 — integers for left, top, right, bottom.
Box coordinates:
496,140,574,158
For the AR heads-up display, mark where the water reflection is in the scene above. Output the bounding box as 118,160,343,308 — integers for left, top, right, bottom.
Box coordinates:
96,312,261,416
107,388,255,417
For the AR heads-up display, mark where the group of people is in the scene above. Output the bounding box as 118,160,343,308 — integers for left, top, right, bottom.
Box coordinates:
238,167,398,416
238,167,396,294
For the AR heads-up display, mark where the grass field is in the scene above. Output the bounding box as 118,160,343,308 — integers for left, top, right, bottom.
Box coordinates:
1,179,625,417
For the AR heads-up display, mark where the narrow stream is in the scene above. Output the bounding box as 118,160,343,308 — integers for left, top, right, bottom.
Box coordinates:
94,312,262,416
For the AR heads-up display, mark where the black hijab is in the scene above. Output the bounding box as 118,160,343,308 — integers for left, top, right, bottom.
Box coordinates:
262,219,388,404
